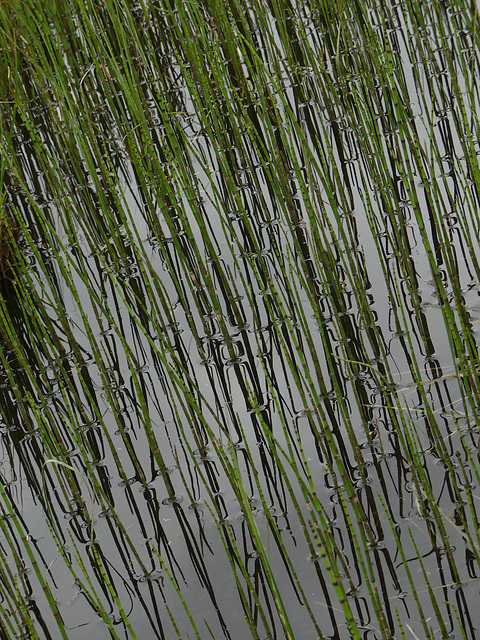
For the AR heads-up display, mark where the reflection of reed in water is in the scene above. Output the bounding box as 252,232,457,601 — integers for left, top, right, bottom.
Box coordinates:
1,0,480,638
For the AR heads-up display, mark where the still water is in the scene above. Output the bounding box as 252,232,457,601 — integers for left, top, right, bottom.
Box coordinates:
2,1,480,639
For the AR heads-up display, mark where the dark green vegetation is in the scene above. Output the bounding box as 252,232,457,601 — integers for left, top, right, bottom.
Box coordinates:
1,0,480,638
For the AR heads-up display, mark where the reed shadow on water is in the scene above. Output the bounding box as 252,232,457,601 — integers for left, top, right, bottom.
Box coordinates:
0,0,480,639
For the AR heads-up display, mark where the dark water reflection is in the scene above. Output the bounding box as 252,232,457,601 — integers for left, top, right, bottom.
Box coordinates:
1,0,480,638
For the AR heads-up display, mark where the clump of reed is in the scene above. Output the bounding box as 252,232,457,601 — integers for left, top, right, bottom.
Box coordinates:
0,197,22,285
0,0,480,639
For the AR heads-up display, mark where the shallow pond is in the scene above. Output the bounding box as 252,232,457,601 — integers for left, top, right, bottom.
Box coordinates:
1,1,480,639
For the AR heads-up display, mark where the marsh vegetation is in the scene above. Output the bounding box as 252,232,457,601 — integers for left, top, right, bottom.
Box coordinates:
1,0,480,638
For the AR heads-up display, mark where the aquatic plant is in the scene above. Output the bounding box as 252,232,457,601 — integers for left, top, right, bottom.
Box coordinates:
0,0,480,638
0,203,22,283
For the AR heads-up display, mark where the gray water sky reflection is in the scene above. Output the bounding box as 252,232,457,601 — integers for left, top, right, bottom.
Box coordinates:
2,1,480,638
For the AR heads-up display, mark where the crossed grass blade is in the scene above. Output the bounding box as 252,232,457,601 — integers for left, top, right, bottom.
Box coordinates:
0,508,42,639
99,259,295,637
2,0,480,638
0,476,70,639
173,422,276,640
